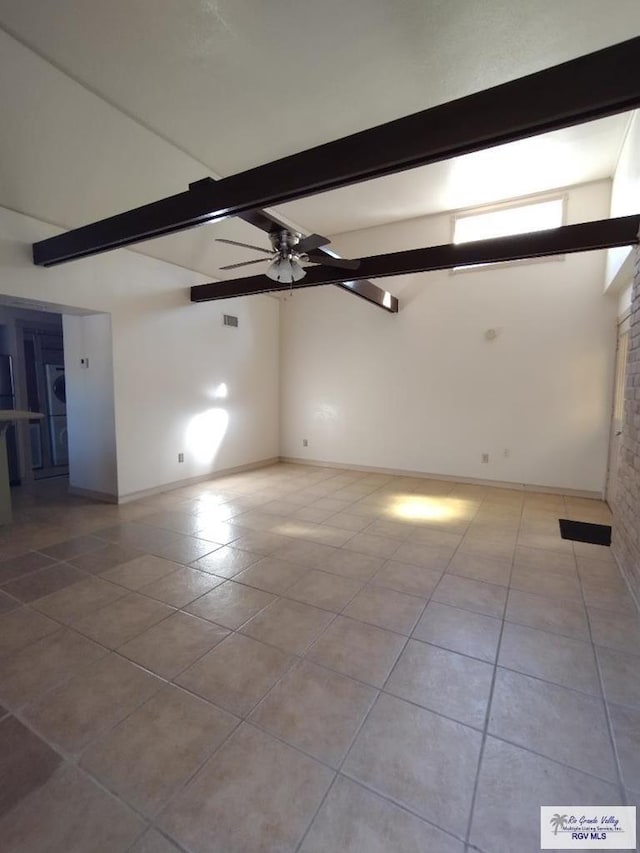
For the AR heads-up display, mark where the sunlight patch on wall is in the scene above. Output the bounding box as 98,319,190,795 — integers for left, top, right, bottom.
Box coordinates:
186,407,229,464
212,382,228,400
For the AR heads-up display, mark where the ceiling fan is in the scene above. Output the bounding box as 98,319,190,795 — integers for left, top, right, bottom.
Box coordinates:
216,229,360,283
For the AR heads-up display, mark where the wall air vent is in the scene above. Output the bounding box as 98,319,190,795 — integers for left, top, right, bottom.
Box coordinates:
223,314,239,328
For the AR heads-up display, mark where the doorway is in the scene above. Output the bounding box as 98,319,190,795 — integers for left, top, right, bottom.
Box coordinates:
0,306,69,486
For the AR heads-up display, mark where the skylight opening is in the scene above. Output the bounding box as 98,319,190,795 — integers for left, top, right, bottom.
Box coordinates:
452,196,565,271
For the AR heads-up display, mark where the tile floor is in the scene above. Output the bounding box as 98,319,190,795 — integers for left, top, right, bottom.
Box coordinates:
0,463,638,852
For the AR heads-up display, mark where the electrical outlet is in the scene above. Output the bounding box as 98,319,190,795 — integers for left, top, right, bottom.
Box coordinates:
503,448,510,458
178,453,184,463
481,453,489,463
80,357,89,368
302,439,308,447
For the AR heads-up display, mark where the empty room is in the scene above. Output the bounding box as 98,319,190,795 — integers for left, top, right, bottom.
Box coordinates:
0,2,640,852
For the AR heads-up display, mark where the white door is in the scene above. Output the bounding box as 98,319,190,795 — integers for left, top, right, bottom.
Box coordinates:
606,316,630,506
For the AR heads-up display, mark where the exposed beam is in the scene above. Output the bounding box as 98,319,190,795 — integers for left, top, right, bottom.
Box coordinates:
33,37,640,267
190,215,640,302
188,179,397,312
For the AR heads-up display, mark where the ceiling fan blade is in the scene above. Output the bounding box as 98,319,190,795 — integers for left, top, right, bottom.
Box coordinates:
296,233,331,253
215,238,273,254
305,252,361,270
219,258,270,270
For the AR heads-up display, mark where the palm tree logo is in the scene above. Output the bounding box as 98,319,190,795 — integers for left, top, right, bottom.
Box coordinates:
550,814,568,835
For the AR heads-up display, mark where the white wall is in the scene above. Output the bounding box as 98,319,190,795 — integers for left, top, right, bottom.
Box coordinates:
606,110,640,294
0,206,280,499
280,181,617,494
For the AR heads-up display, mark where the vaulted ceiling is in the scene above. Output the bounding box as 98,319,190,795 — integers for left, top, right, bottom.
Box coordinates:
1,0,639,278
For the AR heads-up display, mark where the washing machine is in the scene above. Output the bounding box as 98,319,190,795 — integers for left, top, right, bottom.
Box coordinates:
45,364,66,416
44,364,68,466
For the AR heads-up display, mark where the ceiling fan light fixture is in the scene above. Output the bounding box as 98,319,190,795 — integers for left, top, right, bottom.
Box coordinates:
265,257,306,283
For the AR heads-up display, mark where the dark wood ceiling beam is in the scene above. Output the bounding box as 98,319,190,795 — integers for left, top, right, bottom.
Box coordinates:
188,179,397,312
190,215,640,302
33,37,640,267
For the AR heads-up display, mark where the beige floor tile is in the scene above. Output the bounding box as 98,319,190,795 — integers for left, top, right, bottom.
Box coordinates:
22,653,162,755
391,541,453,570
32,576,127,624
68,543,144,574
230,529,293,556
582,579,637,615
193,521,243,545
386,639,493,727
506,589,589,641
588,607,640,655
576,555,621,584
432,574,507,618
300,774,464,853
0,715,63,817
325,512,371,532
573,541,615,563
190,545,259,578
412,601,501,662
609,703,640,793
176,632,295,715
40,535,106,562
2,563,86,603
0,551,57,584
321,549,383,581
0,763,145,852
0,628,106,709
0,607,59,658
118,611,229,678
456,535,515,562
499,621,600,695
509,564,581,600
0,591,19,615
470,737,620,853
489,668,616,781
409,527,463,549
158,723,333,853
138,566,223,607
343,585,425,635
306,616,405,687
250,659,376,767
130,828,181,852
285,569,362,612
81,685,237,816
446,551,512,586
101,554,180,590
513,545,576,576
233,556,308,594
343,532,400,560
185,580,274,628
343,693,481,834
71,593,175,648
272,538,340,570
596,645,640,709
371,559,441,597
517,531,573,553
363,519,415,540
241,597,335,654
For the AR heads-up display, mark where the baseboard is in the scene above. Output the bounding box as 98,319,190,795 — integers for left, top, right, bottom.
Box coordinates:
67,485,119,503
115,457,280,504
279,456,604,500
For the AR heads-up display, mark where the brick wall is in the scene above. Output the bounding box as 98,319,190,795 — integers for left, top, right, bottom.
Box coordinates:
612,246,640,605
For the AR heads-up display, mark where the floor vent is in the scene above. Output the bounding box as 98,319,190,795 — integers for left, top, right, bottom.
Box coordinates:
223,314,239,328
558,518,612,546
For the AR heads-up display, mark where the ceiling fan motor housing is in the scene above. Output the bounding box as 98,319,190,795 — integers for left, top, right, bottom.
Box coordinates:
270,229,301,257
